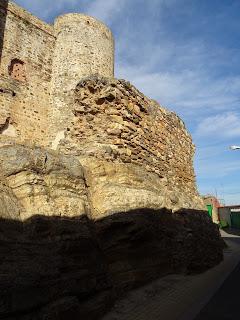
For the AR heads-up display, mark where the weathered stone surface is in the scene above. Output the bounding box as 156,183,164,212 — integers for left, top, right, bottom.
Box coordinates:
0,1,114,146
0,3,223,319
82,159,167,220
0,180,21,219
0,138,204,222
0,0,204,216
0,144,88,220
0,215,113,320
0,208,223,320
57,76,205,218
95,208,224,292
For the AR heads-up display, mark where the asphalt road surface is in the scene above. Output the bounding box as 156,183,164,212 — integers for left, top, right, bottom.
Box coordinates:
194,236,240,320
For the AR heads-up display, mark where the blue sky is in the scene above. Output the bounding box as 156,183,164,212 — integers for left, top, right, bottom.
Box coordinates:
14,0,240,204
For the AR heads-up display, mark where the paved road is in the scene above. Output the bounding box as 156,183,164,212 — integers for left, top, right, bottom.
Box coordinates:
194,236,240,320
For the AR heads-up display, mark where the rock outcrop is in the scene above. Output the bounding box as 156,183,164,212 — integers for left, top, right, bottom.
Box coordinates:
54,76,205,219
0,144,87,220
0,142,224,320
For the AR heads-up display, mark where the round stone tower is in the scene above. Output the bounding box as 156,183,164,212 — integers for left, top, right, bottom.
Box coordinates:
52,13,114,94
50,13,114,148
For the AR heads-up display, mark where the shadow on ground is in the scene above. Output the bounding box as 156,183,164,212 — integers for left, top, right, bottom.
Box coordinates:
0,208,223,320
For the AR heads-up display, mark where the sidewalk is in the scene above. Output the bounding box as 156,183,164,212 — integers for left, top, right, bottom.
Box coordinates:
102,230,240,320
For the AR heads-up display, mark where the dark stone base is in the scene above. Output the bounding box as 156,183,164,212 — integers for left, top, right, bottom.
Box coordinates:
0,208,224,319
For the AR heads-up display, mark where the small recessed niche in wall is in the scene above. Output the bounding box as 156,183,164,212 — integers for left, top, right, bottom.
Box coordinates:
8,59,26,82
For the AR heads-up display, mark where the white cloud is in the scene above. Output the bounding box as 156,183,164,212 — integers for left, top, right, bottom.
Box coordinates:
195,112,240,138
14,0,68,20
87,0,127,24
115,27,240,118
116,61,240,119
15,0,127,24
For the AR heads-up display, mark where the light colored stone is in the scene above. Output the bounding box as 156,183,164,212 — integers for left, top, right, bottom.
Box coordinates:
58,76,205,216
80,159,167,220
0,2,204,220
0,144,88,220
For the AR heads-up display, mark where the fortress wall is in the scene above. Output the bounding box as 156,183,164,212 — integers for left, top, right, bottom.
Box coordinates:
0,1,55,145
50,14,114,144
59,77,202,212
0,0,8,63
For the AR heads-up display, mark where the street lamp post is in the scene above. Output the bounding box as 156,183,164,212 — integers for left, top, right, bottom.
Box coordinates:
230,146,240,150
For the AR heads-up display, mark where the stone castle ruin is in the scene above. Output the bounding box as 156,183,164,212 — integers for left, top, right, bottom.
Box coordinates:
0,0,114,145
0,0,205,217
0,2,223,319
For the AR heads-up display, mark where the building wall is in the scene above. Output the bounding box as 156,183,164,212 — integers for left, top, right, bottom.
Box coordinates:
203,196,220,223
218,207,231,226
0,1,55,145
0,0,8,63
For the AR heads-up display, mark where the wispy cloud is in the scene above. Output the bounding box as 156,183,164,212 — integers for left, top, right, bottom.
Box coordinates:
14,0,127,24
87,0,127,24
196,112,240,138
116,66,240,124
14,0,70,21
114,10,240,121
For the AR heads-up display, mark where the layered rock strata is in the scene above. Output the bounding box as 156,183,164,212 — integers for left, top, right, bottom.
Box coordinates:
0,143,224,320
0,144,87,220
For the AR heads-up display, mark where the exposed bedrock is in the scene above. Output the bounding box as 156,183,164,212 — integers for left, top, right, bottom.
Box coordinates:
0,144,88,221
0,143,224,320
0,211,223,320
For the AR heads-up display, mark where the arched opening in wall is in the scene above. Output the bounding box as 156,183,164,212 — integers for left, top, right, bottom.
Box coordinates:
8,59,26,82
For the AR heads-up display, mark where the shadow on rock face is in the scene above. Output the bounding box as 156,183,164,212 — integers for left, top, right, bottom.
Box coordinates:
0,208,224,320
0,215,113,320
